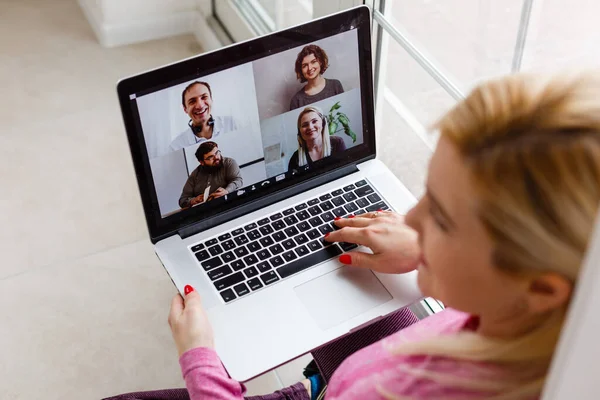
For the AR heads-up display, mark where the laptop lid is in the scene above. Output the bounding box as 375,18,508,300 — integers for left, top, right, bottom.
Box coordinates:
117,6,375,243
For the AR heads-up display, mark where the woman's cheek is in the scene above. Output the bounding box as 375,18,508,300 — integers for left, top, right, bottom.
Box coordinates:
417,224,443,297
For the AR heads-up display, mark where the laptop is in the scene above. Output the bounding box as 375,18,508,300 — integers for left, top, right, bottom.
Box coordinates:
117,5,421,381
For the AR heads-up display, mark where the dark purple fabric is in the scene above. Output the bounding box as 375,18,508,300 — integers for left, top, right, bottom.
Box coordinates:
102,388,189,400
311,307,420,382
102,382,308,400
247,382,309,400
104,308,418,400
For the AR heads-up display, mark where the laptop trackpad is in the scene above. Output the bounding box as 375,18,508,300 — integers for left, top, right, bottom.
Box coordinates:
294,267,392,330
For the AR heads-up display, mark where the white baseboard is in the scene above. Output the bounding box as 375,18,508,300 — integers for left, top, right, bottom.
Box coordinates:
78,0,202,48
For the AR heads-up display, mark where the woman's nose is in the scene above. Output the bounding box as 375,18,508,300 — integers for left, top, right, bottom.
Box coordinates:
405,200,422,231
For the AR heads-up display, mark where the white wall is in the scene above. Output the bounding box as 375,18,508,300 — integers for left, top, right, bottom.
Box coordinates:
523,0,600,72
78,0,217,48
237,162,268,193
149,150,189,216
312,0,364,19
100,0,196,21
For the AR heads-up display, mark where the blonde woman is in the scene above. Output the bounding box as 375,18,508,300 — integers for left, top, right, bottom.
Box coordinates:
288,106,347,171
167,72,600,400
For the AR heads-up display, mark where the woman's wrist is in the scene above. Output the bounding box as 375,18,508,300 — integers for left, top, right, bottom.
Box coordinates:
177,338,215,357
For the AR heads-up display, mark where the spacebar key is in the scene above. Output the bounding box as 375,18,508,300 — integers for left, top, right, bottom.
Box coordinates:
276,245,342,279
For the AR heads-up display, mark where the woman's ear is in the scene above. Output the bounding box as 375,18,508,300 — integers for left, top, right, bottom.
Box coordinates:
526,273,572,314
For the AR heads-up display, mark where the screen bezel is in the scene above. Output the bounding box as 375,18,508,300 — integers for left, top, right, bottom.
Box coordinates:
117,6,375,242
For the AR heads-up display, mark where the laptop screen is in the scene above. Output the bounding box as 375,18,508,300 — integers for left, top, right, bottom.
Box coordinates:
118,7,374,240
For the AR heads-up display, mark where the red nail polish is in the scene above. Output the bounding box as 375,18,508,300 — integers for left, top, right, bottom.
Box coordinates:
339,254,352,265
348,215,355,219
184,285,194,295
325,232,330,238
377,209,383,212
334,217,341,221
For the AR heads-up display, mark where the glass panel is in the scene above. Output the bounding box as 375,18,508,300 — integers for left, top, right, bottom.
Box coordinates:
378,25,461,198
383,29,457,130
522,0,600,70
231,0,313,35
378,100,431,198
256,0,313,29
388,0,524,89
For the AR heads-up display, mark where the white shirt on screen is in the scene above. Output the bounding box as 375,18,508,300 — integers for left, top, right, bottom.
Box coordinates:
169,116,237,151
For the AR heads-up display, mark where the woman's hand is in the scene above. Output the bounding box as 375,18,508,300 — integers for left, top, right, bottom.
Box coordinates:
325,211,421,274
168,285,215,356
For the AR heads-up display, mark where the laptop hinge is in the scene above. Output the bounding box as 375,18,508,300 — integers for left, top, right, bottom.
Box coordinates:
177,163,360,240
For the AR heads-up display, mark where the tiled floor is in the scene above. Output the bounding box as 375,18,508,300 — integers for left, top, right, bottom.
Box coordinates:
0,1,312,398
0,1,209,280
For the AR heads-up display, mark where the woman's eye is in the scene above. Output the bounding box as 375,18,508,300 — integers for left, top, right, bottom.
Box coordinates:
429,206,449,232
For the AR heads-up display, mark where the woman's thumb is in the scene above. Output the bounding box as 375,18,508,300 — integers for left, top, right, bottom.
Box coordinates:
183,285,202,304
184,285,195,295
338,251,375,269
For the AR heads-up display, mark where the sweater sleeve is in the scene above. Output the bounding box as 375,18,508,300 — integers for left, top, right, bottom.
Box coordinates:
179,172,197,208
334,79,344,94
180,347,246,400
223,158,243,193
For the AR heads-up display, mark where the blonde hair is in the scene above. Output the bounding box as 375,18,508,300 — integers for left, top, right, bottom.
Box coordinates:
296,106,331,167
385,72,600,399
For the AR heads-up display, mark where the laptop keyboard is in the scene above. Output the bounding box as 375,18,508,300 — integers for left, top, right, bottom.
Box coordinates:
189,179,390,303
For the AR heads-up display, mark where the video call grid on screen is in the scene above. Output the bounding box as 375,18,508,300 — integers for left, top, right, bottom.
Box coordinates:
134,29,364,218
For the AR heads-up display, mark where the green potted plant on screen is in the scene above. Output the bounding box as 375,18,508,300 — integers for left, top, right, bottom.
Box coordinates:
327,101,357,142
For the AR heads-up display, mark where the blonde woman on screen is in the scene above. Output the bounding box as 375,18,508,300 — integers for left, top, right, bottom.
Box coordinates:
288,106,347,171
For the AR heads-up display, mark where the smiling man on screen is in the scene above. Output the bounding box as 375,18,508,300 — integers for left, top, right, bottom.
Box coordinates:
169,81,238,151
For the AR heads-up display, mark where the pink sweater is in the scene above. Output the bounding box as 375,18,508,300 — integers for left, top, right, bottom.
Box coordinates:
179,308,526,399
